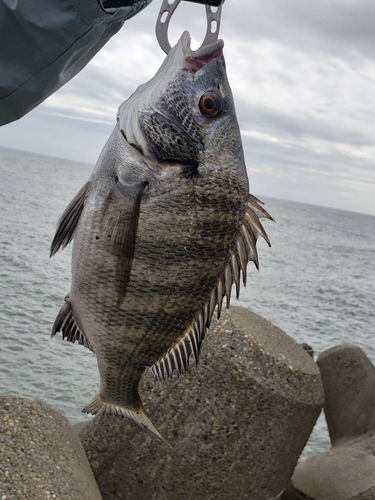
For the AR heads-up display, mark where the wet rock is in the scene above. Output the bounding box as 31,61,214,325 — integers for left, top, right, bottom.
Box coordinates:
284,345,375,500
78,306,323,500
0,395,102,500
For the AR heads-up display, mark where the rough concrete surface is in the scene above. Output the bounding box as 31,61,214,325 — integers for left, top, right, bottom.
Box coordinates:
78,306,324,500
344,430,375,456
317,344,375,445
0,395,102,500
284,447,375,500
284,345,375,500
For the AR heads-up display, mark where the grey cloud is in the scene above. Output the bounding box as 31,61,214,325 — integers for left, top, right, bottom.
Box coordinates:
243,131,375,177
242,132,375,215
64,67,137,104
223,0,375,62
50,68,137,113
0,108,112,164
237,103,374,149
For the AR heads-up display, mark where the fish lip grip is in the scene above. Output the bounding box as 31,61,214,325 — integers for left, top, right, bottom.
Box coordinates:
156,0,225,55
184,0,223,5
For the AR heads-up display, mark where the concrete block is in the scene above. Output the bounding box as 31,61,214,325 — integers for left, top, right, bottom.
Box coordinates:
284,447,375,500
0,395,102,500
317,344,375,445
285,345,375,500
78,307,324,500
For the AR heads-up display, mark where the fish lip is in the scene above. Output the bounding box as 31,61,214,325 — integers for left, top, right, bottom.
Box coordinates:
180,31,224,68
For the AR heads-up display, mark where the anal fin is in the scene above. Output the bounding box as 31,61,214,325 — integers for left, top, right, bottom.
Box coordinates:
51,295,93,352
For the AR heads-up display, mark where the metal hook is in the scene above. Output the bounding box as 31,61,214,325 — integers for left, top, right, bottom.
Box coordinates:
156,0,224,55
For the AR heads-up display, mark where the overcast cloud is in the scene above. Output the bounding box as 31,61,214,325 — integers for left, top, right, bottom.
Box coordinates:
0,0,374,215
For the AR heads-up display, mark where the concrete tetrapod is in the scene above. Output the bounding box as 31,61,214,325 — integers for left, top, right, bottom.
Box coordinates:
283,345,375,500
283,447,375,500
0,395,103,500
318,344,375,445
77,307,324,500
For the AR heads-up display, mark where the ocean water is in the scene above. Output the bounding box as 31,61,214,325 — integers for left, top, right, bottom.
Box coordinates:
0,146,374,459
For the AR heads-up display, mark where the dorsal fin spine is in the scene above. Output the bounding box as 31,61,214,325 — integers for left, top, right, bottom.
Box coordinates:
231,252,240,299
216,278,224,319
242,225,259,270
203,302,209,328
208,289,216,325
189,330,199,364
198,312,204,339
182,339,190,367
171,349,180,376
236,238,248,286
167,353,174,378
175,342,185,374
161,357,168,380
224,264,233,309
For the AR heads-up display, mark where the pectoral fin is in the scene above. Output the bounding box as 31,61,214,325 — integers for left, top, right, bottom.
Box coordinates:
104,180,148,304
50,182,90,257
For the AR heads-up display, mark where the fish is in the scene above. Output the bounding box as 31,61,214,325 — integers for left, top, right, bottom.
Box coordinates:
50,31,273,440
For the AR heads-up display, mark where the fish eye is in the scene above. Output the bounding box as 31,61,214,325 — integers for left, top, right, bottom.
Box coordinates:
199,91,223,118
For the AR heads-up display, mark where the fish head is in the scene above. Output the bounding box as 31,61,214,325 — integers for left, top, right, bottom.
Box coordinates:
117,31,244,173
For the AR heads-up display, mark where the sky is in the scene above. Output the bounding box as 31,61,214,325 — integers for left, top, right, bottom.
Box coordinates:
1,0,375,216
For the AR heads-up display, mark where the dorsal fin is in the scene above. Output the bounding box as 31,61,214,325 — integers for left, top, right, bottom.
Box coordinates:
51,295,94,352
151,317,203,381
50,181,90,257
151,195,273,381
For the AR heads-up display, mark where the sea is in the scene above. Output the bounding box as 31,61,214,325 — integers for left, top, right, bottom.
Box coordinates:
0,146,374,459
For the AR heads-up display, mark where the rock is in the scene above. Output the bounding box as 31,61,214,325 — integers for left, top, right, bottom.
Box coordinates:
72,421,87,435
317,344,375,445
283,447,375,500
344,430,375,457
284,345,375,500
0,395,102,500
78,306,323,500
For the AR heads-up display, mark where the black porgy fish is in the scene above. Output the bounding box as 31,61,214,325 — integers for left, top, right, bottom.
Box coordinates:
50,32,272,439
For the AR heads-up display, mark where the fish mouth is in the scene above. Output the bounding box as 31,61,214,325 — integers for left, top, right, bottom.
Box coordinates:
179,31,224,71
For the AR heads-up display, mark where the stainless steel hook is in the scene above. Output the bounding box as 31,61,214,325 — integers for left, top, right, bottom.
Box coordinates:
156,0,224,55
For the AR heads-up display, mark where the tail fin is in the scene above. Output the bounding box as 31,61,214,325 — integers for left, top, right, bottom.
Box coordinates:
82,393,167,444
